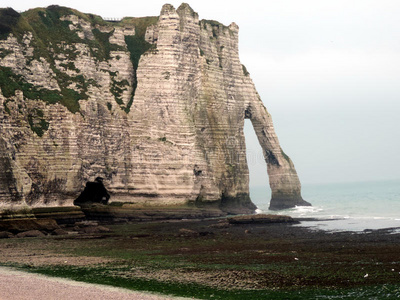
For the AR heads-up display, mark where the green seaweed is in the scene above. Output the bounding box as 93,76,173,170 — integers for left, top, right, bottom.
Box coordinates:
9,264,400,300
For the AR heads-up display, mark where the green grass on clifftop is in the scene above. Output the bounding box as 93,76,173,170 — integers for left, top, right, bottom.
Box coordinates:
0,6,159,114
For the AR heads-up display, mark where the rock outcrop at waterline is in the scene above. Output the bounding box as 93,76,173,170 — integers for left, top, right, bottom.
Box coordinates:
0,4,310,211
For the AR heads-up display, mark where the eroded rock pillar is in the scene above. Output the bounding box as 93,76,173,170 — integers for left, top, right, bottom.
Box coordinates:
246,97,311,210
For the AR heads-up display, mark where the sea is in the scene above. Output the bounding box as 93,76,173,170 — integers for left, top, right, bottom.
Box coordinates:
250,179,400,232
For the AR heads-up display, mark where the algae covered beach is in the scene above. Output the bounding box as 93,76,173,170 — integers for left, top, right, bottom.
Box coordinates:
1,212,400,299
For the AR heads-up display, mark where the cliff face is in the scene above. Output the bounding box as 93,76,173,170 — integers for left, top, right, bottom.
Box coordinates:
0,4,310,211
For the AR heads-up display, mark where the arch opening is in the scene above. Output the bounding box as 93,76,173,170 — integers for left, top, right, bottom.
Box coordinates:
243,119,271,211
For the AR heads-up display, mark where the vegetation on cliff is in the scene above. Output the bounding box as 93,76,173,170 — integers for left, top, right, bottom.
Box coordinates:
122,16,158,112
0,6,158,114
0,8,31,40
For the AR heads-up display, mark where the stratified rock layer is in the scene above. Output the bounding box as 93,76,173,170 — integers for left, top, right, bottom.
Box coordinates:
0,4,310,212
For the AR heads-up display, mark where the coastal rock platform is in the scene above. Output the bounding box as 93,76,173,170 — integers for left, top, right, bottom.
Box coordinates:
0,214,399,298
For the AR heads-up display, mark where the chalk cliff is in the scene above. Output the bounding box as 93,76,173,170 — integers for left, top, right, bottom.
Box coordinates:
0,4,310,211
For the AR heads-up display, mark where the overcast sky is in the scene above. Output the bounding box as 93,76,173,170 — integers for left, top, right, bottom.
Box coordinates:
4,0,400,186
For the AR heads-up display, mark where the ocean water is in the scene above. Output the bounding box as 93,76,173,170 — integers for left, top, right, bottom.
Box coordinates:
250,180,400,232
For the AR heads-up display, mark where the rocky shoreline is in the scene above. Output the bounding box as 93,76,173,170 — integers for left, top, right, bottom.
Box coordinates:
0,205,299,239
0,207,400,299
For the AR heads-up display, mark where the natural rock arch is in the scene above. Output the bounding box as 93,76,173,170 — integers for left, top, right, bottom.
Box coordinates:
244,101,311,210
0,3,310,211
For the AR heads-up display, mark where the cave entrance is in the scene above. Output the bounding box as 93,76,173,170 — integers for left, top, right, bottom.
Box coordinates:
243,119,271,211
74,177,110,206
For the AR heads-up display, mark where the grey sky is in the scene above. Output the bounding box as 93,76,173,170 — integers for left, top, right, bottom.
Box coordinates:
4,0,400,186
